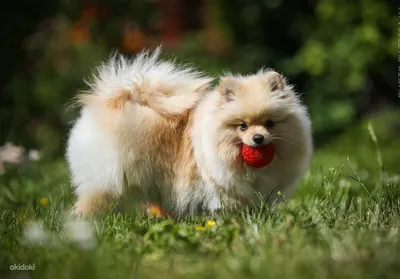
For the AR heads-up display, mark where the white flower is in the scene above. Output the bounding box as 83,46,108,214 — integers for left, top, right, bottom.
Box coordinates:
64,217,96,249
22,221,48,245
0,142,25,165
338,178,351,188
28,150,41,161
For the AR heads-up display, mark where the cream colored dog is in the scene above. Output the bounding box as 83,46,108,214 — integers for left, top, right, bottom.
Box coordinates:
66,48,312,217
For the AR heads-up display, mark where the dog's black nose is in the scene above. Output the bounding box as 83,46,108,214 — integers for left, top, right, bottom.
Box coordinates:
252,134,264,144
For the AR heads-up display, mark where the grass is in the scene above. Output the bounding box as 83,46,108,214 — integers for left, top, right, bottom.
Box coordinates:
1,110,400,279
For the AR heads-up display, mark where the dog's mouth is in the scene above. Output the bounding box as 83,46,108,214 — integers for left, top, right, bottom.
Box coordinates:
246,143,270,148
240,140,272,148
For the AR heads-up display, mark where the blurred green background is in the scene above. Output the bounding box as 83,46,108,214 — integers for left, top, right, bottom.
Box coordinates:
0,0,398,160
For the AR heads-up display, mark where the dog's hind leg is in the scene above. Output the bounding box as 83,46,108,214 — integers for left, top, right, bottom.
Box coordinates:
67,108,124,216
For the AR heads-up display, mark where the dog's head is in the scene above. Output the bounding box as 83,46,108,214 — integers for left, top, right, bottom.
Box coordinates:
212,70,312,166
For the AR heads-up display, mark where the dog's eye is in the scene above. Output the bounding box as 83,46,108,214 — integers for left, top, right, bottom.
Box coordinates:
265,119,275,128
239,122,248,130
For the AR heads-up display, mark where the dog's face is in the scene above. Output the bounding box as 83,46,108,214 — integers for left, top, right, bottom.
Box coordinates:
236,118,273,147
213,71,312,165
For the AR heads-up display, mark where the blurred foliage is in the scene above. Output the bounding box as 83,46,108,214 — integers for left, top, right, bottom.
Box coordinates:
310,108,400,187
0,0,398,158
219,0,397,142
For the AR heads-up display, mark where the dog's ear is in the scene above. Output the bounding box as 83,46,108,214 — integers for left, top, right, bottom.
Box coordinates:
264,71,285,92
219,77,237,102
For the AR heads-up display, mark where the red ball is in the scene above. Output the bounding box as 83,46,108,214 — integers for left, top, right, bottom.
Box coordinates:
241,144,275,168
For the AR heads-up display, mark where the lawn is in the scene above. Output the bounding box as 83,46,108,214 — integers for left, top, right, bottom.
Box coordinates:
1,110,400,279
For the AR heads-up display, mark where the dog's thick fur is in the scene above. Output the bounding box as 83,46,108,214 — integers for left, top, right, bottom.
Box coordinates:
66,48,312,217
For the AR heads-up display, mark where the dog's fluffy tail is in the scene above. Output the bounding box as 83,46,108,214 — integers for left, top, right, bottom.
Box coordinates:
77,47,212,116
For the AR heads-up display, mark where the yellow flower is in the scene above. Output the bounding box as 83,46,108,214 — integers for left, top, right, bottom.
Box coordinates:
145,204,168,218
206,220,216,227
40,197,48,206
149,205,161,216
195,226,205,231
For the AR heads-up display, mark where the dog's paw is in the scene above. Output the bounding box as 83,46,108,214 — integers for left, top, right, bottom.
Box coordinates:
204,197,222,213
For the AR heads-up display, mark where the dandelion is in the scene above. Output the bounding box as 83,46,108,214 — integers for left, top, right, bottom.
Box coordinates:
143,203,168,218
0,142,25,165
28,149,41,161
22,221,48,245
338,178,350,189
206,220,216,227
40,197,48,206
195,226,205,231
149,205,161,216
65,217,96,249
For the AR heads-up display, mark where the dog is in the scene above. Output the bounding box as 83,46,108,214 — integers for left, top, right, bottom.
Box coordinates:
66,47,312,217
